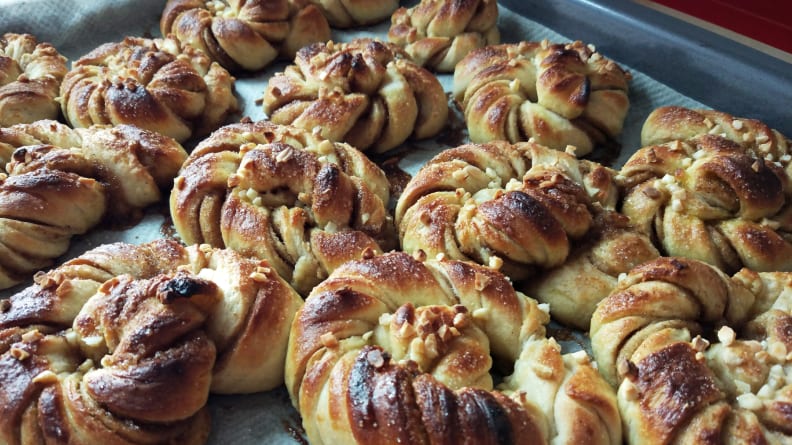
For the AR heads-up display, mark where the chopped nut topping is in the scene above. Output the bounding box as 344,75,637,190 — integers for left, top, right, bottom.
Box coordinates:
622,379,639,401
717,326,736,346
736,393,762,411
366,349,385,368
32,370,58,385
320,332,339,348
0,299,10,313
474,272,491,291
10,347,30,361
692,336,710,352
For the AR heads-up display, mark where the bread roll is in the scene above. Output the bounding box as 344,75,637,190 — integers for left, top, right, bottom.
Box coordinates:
0,121,187,290
0,241,303,444
591,256,792,444
454,41,630,156
620,106,792,273
60,36,238,143
170,121,396,294
286,251,622,445
161,0,331,72
0,33,67,127
262,38,448,153
396,140,658,329
388,0,499,72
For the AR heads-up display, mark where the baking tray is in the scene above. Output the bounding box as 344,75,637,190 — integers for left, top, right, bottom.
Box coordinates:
2,1,791,444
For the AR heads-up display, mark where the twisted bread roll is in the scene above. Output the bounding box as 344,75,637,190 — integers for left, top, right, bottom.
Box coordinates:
591,257,792,444
395,141,658,328
388,0,499,72
0,33,67,127
262,38,448,153
286,251,621,444
1,240,303,444
620,107,792,273
0,121,187,290
60,36,238,143
170,121,396,295
307,0,398,28
453,41,630,156
160,0,331,72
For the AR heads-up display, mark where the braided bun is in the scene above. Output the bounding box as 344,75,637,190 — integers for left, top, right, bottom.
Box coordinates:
396,141,658,328
0,240,302,444
308,0,398,28
591,256,792,444
388,0,499,72
620,106,792,273
60,36,238,143
286,251,622,444
170,121,395,295
0,33,67,127
0,121,187,290
453,41,630,156
160,0,331,72
262,38,448,153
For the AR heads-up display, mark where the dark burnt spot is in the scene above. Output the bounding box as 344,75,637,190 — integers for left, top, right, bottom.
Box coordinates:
157,275,203,303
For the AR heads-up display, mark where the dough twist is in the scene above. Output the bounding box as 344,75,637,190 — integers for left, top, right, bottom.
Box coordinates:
170,121,396,295
286,251,621,445
0,240,303,444
591,256,792,444
0,121,187,290
262,38,448,153
0,33,67,127
395,141,657,328
388,0,499,72
453,41,630,156
60,36,238,143
620,107,792,273
160,0,331,72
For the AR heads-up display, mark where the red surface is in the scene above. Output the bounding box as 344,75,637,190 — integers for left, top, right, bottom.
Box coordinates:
652,0,792,54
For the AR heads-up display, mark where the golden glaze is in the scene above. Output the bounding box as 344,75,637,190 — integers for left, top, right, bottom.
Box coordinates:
286,251,621,444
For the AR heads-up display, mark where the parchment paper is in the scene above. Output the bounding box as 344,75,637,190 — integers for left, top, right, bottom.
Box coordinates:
1,1,703,443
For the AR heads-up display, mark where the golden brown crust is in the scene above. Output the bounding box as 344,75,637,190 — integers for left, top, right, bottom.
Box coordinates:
396,140,657,329
60,36,238,142
160,0,331,72
620,107,792,273
308,0,398,28
388,0,500,72
0,121,187,290
0,241,302,444
262,38,448,153
170,121,395,294
453,41,631,156
285,251,621,444
590,256,792,444
0,33,67,127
